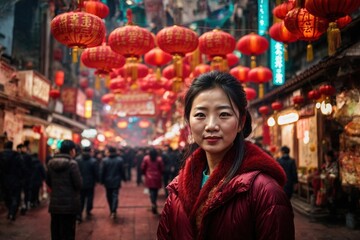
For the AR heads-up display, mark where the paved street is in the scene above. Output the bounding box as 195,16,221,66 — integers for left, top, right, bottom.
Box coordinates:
1,173,360,240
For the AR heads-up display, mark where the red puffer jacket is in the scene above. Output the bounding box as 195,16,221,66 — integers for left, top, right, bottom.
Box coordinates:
142,155,164,189
157,142,295,240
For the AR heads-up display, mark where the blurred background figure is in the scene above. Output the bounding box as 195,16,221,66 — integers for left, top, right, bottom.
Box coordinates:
29,153,46,208
277,146,299,199
142,148,164,215
76,146,99,222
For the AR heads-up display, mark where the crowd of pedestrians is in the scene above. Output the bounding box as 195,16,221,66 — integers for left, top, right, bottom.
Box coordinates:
0,138,182,239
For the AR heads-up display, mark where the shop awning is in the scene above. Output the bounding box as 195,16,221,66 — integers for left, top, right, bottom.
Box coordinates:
52,113,88,131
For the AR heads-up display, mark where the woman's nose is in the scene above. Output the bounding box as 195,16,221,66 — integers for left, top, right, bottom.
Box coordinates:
205,117,219,131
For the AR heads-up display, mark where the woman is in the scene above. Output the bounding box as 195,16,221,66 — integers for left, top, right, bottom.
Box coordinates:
142,148,164,214
157,71,295,239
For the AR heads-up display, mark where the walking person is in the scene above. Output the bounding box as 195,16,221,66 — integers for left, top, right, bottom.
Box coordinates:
18,143,33,214
277,146,299,199
0,141,24,221
100,146,125,219
157,71,294,239
29,153,46,208
142,148,164,214
76,147,99,222
46,140,82,240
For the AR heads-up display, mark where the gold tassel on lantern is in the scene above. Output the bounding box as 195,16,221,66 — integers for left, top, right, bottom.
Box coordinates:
259,83,264,99
327,22,341,56
173,54,183,79
95,75,101,90
72,47,78,63
306,43,313,62
250,55,257,69
155,67,161,81
190,48,200,72
105,75,110,88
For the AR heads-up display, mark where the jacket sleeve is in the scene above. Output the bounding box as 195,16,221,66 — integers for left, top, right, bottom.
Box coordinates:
141,157,147,174
157,193,173,239
70,161,82,191
252,174,295,240
291,160,299,184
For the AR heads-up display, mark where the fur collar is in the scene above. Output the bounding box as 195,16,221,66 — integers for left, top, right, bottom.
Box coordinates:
176,141,286,235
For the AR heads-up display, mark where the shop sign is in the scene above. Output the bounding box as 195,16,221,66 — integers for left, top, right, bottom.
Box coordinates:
61,88,86,117
61,88,77,114
0,61,18,96
46,124,72,139
270,39,285,86
258,0,269,36
0,61,16,85
298,104,315,118
3,110,23,141
76,89,86,118
112,93,156,116
17,70,50,106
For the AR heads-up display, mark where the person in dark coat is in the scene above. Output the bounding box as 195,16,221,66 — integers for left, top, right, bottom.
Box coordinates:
157,72,294,239
142,148,164,214
18,143,33,214
46,140,82,240
76,146,99,221
277,146,299,199
29,153,46,208
135,148,145,186
0,141,24,221
100,146,125,219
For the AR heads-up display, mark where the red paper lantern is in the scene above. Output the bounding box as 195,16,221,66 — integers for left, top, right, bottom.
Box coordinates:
109,76,128,93
83,0,110,19
259,106,270,115
117,63,149,79
144,47,172,67
305,0,360,56
81,44,126,73
236,33,269,68
156,25,199,56
55,70,64,87
101,93,115,105
319,84,336,96
162,64,191,79
230,65,250,83
51,11,105,61
79,77,89,89
199,30,236,72
273,1,295,20
305,0,360,21
271,101,283,111
307,89,321,100
49,89,60,99
226,53,239,67
293,95,305,105
139,74,168,93
336,15,352,29
269,21,298,61
139,120,150,128
199,29,236,58
248,66,272,83
53,48,63,61
244,87,257,101
193,64,211,78
109,10,154,58
85,88,94,99
284,7,328,61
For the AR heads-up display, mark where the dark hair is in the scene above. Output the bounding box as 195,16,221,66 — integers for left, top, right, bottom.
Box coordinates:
281,146,290,154
149,148,158,162
59,140,76,154
325,150,336,162
183,71,252,184
24,140,30,147
83,147,91,153
4,141,13,150
17,144,24,149
108,146,116,154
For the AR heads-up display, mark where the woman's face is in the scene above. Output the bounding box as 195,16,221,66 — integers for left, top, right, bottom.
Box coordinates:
189,87,242,158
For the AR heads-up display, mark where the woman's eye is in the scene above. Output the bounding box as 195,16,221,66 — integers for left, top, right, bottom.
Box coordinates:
194,113,205,118
220,112,232,117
